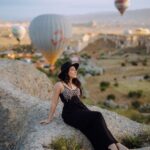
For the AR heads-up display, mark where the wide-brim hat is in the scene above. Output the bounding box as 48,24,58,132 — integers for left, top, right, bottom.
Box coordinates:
58,61,79,79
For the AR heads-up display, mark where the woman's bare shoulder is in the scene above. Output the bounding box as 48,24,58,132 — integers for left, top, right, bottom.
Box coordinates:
53,81,64,89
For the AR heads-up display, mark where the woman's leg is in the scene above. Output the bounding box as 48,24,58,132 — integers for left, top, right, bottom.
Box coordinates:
115,143,129,150
63,110,119,150
84,111,119,150
93,111,118,144
108,143,119,150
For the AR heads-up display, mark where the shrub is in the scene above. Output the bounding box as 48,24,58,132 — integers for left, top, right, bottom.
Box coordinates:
128,90,143,98
12,44,35,53
122,75,126,79
121,131,150,149
114,78,117,81
114,82,119,87
131,61,138,66
131,101,141,109
107,94,116,100
81,53,91,59
78,68,86,76
99,81,110,91
31,55,41,63
48,136,85,150
142,59,147,66
121,62,126,67
143,74,150,80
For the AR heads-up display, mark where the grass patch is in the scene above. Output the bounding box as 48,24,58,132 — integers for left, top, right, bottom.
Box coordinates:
121,130,150,149
82,98,95,105
47,135,85,150
99,81,110,91
109,108,150,124
128,90,143,99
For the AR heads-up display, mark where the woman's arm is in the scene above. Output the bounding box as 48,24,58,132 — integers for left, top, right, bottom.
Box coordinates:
40,82,62,125
47,82,61,120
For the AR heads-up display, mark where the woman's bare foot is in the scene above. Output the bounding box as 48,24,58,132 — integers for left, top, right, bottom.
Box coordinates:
108,143,118,150
116,143,129,150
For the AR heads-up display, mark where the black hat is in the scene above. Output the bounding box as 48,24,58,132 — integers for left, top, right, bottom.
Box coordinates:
58,61,79,79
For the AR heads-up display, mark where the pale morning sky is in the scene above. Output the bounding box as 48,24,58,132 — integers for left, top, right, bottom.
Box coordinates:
0,0,150,21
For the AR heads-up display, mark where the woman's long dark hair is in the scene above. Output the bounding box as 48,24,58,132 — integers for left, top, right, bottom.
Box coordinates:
59,67,82,96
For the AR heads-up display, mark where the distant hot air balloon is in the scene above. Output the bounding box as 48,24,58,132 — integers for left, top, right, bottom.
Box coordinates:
29,14,72,71
115,0,130,15
12,25,26,44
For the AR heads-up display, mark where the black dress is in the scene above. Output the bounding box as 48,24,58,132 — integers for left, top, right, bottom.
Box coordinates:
59,85,118,150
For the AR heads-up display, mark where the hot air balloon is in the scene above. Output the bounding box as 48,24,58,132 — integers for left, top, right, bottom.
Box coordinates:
12,25,26,44
115,0,130,15
29,14,72,72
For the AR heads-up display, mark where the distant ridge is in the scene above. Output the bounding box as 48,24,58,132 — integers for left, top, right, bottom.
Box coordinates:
68,8,150,26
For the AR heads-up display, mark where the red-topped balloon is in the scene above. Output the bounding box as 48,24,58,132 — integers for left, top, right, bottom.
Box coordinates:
115,0,130,15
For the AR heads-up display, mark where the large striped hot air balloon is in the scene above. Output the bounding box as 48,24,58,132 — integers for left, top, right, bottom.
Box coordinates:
115,0,130,15
29,14,72,71
12,25,26,44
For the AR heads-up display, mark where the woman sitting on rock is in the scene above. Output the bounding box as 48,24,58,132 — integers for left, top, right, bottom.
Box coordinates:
40,61,129,150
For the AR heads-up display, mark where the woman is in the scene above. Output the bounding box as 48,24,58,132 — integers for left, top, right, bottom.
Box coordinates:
40,61,129,150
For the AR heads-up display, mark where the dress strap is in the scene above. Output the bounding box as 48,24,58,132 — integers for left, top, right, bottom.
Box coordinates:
61,82,78,91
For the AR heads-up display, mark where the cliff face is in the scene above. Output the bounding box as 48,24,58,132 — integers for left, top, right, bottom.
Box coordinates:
0,59,149,150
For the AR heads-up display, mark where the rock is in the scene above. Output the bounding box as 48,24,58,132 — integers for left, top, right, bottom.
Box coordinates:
104,99,118,108
138,103,150,113
104,100,129,109
0,59,53,100
0,59,149,150
79,58,104,76
0,80,93,150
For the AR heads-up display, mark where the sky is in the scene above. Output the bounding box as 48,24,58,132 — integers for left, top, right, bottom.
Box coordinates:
0,0,150,21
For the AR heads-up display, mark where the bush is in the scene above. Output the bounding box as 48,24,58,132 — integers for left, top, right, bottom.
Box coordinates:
122,75,126,79
114,82,119,87
99,81,110,91
48,136,85,150
0,54,7,58
81,53,91,59
131,101,141,109
114,78,117,81
142,59,147,66
12,44,35,53
131,61,138,66
121,62,126,67
107,94,116,100
121,131,150,149
78,67,86,76
128,90,143,98
31,55,41,63
143,74,150,80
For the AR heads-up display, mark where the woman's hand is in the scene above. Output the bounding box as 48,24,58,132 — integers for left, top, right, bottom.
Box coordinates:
40,118,52,125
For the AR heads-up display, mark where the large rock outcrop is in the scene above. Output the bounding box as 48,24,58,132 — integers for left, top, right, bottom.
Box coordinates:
0,59,149,150
0,59,53,100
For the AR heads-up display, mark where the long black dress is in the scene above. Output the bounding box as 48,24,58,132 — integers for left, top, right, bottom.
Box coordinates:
59,85,118,150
